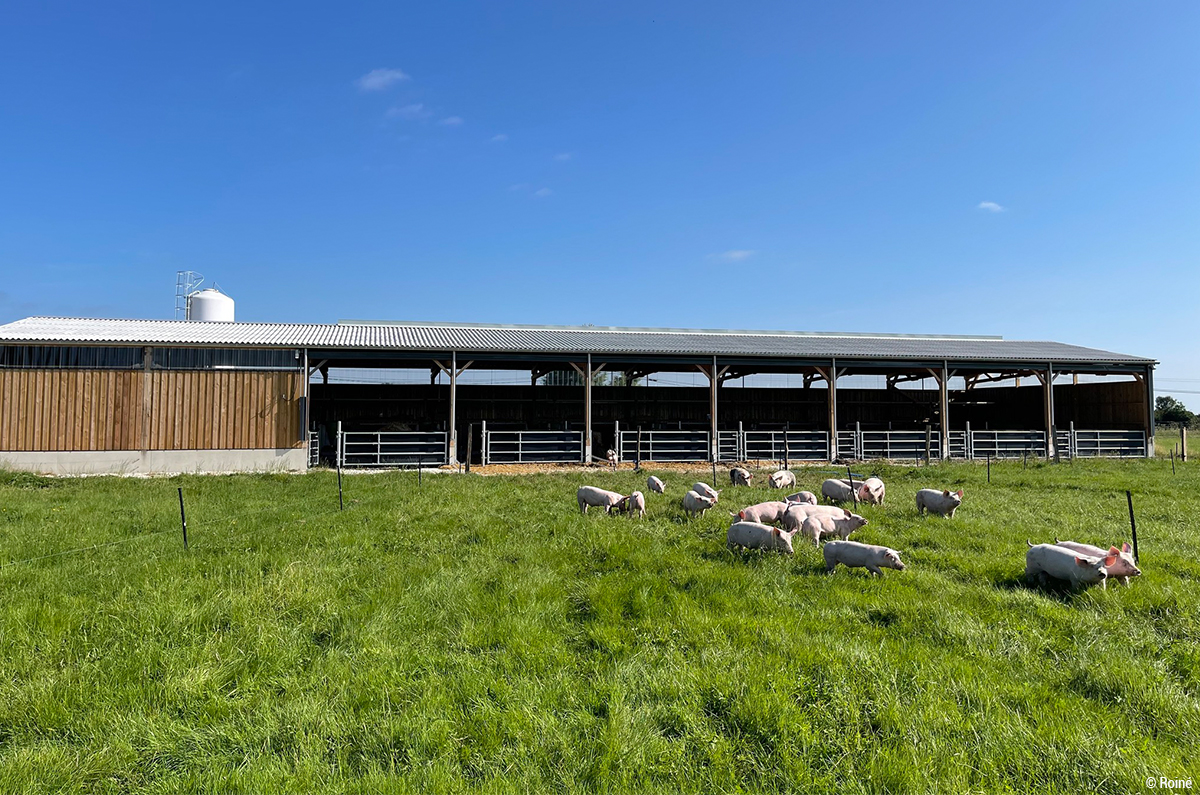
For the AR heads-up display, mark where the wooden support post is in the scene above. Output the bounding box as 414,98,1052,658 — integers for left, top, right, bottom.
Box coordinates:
710,357,719,462
1145,365,1156,458
1043,364,1056,459
939,362,950,460
448,353,459,466
584,354,593,464
827,359,838,462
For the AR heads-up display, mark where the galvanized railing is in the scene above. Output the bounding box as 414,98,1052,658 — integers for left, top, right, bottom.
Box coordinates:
308,431,319,468
1069,429,1147,458
743,430,830,462
717,430,741,462
484,431,583,464
338,430,449,467
619,430,710,462
968,430,1047,459
860,430,942,460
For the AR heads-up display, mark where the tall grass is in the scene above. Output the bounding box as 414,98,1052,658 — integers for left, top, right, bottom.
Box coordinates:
0,458,1197,793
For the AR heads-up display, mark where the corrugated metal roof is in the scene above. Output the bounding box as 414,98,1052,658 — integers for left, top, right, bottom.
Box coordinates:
0,316,1154,364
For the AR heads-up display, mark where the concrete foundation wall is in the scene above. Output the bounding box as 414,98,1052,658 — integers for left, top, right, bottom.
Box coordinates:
0,448,308,476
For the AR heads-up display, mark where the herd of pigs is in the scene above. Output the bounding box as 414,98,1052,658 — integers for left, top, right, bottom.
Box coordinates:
576,465,1142,590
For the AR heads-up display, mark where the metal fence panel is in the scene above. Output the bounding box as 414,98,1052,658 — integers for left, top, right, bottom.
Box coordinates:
743,431,829,462
341,431,449,467
308,431,319,468
485,431,583,464
619,431,709,462
970,430,1046,459
948,430,968,459
835,431,857,459
1073,430,1146,458
717,431,740,462
859,431,941,460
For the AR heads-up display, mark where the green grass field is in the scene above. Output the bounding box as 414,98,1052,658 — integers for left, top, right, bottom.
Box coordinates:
1,458,1198,793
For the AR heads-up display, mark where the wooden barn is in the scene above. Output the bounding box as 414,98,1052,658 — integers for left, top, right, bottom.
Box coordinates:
0,317,1156,474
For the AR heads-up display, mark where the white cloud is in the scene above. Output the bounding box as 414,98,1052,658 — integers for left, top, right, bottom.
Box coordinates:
491,134,508,142
553,152,574,161
356,68,409,91
977,201,1005,213
534,188,553,198
439,116,464,126
710,250,757,262
385,103,431,121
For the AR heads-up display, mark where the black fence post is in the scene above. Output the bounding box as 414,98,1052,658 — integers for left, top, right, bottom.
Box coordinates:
177,487,188,550
986,454,991,484
1127,490,1139,564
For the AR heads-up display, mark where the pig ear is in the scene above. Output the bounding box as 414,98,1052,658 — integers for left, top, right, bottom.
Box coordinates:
1075,556,1089,567
772,527,780,536
842,509,851,519
1122,542,1132,553
956,490,963,497
1104,555,1118,567
943,490,950,497
1108,545,1121,556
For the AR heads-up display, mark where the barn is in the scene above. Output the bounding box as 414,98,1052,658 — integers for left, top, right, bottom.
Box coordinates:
0,316,1156,474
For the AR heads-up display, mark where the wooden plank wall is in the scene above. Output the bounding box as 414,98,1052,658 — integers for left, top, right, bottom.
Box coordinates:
0,369,303,451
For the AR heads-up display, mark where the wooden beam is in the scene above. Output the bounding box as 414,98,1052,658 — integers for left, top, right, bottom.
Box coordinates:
584,354,593,463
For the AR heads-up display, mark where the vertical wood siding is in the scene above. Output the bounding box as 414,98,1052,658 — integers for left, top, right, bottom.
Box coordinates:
0,369,303,451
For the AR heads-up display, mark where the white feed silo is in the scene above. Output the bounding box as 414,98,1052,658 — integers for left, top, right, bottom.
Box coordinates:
187,288,235,322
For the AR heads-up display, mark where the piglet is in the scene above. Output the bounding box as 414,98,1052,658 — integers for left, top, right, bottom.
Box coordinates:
732,501,790,525
691,482,720,501
1055,540,1140,586
915,489,963,518
768,470,796,490
647,475,666,494
785,491,818,505
821,479,855,503
683,489,717,518
800,511,868,546
1026,542,1114,590
824,541,906,576
857,477,885,505
577,486,625,514
617,491,646,518
727,521,797,554
729,467,753,486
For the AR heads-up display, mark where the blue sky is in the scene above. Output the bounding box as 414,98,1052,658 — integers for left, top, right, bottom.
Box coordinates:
1,2,1197,392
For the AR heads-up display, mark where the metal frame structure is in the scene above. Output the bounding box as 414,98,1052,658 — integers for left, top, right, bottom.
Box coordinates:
0,317,1158,469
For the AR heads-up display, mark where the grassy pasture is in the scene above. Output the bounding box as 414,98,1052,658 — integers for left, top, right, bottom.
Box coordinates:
0,458,1198,793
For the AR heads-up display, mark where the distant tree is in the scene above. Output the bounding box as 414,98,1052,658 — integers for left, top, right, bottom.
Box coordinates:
1155,396,1195,427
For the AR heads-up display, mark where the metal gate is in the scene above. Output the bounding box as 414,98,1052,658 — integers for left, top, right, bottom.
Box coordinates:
969,430,1046,459
859,431,941,460
619,431,709,462
1071,430,1147,457
308,431,320,468
484,431,583,464
339,430,449,467
717,430,741,462
742,430,829,462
